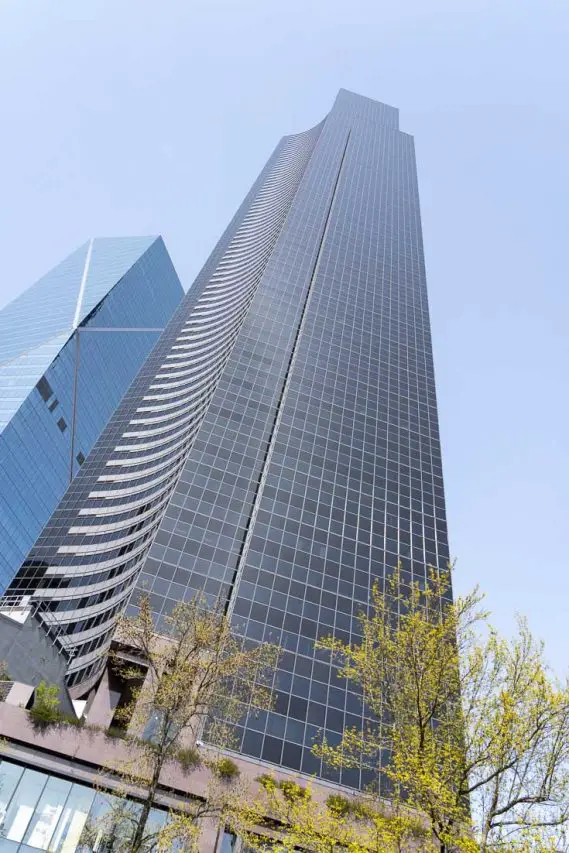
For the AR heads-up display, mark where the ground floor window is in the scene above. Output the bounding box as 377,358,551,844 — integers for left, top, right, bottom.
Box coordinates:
0,759,170,852
220,831,280,852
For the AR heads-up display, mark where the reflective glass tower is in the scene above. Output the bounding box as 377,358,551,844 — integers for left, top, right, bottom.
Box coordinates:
6,88,449,789
0,237,183,593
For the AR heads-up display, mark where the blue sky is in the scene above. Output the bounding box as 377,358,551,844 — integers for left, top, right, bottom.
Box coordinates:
1,0,567,673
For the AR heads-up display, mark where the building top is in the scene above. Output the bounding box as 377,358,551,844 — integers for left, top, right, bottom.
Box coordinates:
334,88,400,129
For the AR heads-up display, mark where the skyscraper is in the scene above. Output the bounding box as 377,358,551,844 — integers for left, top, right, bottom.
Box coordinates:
5,90,449,792
0,237,183,593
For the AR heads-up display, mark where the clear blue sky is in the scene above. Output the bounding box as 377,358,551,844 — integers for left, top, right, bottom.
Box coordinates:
1,0,567,673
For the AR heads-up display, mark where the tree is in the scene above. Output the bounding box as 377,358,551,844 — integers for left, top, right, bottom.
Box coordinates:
30,680,61,724
95,594,280,852
312,567,569,853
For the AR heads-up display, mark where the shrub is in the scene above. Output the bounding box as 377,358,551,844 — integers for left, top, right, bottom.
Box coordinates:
30,681,60,725
106,726,128,740
212,757,240,781
278,780,309,803
0,661,11,682
177,746,202,772
256,773,277,790
326,793,352,816
58,714,84,728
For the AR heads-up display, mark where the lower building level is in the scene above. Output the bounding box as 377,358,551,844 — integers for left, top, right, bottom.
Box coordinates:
0,670,351,852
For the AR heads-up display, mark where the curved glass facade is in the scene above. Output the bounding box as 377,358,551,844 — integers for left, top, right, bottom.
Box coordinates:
0,237,183,593
5,126,324,693
5,88,450,792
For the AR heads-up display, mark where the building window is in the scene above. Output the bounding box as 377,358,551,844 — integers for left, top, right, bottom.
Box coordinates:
220,832,238,852
219,831,259,852
36,377,53,403
57,418,67,433
0,759,172,851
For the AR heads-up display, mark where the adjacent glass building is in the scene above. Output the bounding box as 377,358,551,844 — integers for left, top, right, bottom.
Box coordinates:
0,237,183,593
5,89,449,790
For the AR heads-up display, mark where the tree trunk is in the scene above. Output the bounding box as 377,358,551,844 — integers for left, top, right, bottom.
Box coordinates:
479,773,501,853
130,759,163,853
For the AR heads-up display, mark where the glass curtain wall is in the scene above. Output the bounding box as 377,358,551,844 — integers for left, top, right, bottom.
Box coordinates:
0,760,172,852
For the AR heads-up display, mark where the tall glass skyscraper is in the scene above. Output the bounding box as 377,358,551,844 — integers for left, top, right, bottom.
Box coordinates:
0,237,183,593
5,89,449,790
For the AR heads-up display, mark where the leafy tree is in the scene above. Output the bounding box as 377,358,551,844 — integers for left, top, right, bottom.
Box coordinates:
29,680,61,724
312,567,569,852
212,757,241,781
97,594,279,852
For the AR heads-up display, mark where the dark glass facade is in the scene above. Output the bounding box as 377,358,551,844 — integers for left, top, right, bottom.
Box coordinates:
140,91,448,789
7,89,449,790
0,237,183,593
